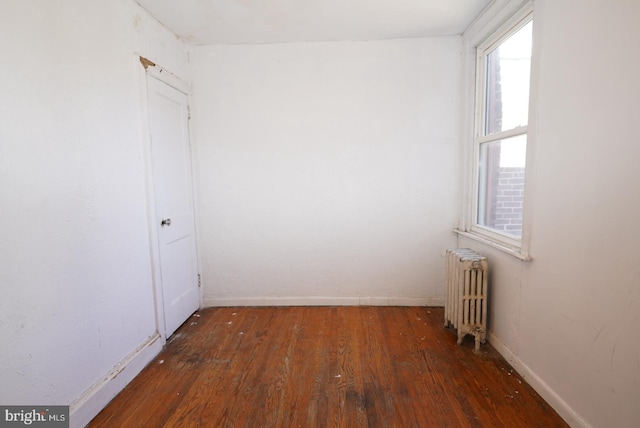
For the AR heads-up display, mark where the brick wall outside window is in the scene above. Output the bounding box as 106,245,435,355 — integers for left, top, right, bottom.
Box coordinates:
491,167,525,236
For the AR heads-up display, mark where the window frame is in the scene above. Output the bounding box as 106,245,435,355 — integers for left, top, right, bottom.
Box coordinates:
457,2,535,261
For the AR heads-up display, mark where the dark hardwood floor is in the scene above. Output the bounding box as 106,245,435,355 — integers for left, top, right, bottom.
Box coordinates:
90,306,567,427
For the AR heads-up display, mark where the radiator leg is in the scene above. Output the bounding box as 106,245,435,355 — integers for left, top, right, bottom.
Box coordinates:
475,335,481,352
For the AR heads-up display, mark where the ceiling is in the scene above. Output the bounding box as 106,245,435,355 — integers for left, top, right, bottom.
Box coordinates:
135,0,491,45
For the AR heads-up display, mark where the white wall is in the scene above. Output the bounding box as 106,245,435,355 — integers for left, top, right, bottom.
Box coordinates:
0,1,189,426
190,38,461,306
460,1,640,426
8,0,637,426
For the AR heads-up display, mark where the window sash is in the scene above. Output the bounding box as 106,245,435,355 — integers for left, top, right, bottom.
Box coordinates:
471,12,533,247
477,125,527,145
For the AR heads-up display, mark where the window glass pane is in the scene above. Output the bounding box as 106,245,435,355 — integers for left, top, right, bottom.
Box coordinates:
484,20,533,135
477,134,527,238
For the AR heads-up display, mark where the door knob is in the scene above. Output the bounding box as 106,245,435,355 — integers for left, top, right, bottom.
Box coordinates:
160,218,172,227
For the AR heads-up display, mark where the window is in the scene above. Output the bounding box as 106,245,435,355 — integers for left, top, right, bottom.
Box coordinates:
471,13,533,249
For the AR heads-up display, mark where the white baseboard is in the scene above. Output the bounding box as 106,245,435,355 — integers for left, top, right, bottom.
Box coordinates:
488,332,590,428
203,296,444,307
69,333,163,428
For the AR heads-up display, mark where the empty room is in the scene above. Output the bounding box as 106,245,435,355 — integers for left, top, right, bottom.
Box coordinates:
1,0,638,427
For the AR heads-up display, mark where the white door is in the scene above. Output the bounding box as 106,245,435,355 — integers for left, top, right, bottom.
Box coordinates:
147,75,200,338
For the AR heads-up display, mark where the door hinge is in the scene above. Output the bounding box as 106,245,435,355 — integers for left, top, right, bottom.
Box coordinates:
187,105,191,120
197,273,201,287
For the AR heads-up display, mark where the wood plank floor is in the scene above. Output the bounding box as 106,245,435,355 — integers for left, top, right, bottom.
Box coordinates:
90,307,568,427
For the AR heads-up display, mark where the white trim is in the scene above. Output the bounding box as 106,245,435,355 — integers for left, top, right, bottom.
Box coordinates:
463,0,533,45
477,8,535,54
144,56,204,310
477,125,528,144
146,66,203,308
461,0,536,236
145,61,191,96
69,334,163,428
135,54,169,340
463,2,534,256
488,332,591,428
203,296,443,308
519,1,544,254
454,228,531,261
138,54,202,339
470,222,523,250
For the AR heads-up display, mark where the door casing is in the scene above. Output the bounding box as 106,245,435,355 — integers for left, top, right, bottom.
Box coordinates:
136,55,202,341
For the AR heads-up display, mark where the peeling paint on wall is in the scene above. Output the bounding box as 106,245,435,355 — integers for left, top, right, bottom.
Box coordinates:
139,56,156,69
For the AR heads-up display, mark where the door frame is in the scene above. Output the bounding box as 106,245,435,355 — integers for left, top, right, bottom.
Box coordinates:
135,54,202,342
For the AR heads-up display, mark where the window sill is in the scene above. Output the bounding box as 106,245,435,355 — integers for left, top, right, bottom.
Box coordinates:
453,229,532,261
